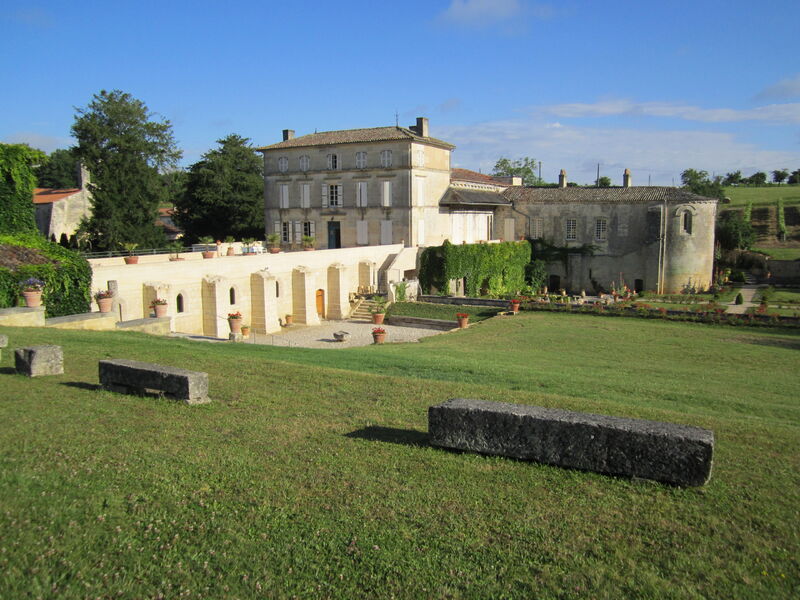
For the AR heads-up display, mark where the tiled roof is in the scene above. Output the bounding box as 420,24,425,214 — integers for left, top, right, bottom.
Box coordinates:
440,187,511,207
503,186,719,205
33,188,81,204
450,168,507,185
257,126,455,151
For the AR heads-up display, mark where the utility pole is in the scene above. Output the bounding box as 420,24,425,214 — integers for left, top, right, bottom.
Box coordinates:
538,161,542,183
596,163,600,187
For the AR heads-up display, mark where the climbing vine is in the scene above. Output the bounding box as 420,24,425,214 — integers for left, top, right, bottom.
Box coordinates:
0,144,45,234
420,240,530,297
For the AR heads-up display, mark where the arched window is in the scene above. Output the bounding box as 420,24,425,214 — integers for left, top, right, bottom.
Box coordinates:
683,211,693,235
229,287,236,305
176,294,185,313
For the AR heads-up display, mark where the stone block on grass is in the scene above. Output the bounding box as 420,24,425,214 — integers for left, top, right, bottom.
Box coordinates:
0,334,7,360
428,398,714,486
99,359,210,404
15,345,64,377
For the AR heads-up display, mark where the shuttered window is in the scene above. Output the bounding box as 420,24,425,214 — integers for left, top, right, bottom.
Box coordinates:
281,222,290,243
381,181,392,207
278,157,288,172
355,152,367,169
356,181,368,207
380,150,392,168
327,153,338,170
300,183,310,208
303,221,315,237
356,220,369,245
380,220,392,245
299,155,310,171
279,184,289,209
293,221,302,243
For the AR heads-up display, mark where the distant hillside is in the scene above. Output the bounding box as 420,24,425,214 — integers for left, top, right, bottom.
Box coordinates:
720,186,800,257
723,185,800,207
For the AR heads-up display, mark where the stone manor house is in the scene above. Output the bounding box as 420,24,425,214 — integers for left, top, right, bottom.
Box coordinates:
259,117,717,295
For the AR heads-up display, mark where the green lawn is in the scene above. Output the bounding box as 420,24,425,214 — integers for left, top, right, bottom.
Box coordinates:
753,247,800,260
724,185,800,207
769,287,800,305
1,316,799,598
387,301,501,322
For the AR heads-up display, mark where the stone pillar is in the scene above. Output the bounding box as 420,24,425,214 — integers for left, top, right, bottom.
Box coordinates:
291,266,320,325
107,280,120,319
326,263,349,319
202,275,230,337
251,269,281,333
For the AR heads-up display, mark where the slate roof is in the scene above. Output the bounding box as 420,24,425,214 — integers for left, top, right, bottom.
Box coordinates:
440,187,511,207
33,188,82,204
257,126,455,151
503,186,718,205
450,168,508,185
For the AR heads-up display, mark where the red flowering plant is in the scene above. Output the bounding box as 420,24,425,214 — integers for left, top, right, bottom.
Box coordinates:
150,298,167,307
94,289,114,300
372,327,386,334
510,299,521,304
455,313,469,318
228,311,242,320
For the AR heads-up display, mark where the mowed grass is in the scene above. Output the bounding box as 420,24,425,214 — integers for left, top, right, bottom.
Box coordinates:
1,314,799,599
753,247,800,260
724,185,800,207
387,301,501,322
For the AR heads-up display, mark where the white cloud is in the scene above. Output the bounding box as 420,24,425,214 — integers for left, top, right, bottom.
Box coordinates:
2,132,72,153
755,74,800,101
438,0,551,29
539,99,800,124
436,118,800,185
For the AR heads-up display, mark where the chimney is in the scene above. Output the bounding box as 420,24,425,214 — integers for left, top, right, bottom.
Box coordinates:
282,129,295,141
623,168,632,188
558,169,567,188
411,117,429,137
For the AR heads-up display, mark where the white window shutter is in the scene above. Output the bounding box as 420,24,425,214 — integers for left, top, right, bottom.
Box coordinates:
279,184,288,209
382,181,392,207
322,184,328,208
273,221,280,234
357,220,368,245
310,221,315,237
301,184,310,208
380,220,392,245
293,221,301,243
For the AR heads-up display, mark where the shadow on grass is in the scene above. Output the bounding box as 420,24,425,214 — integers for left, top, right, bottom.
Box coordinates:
346,426,429,448
62,381,102,391
0,367,17,375
730,336,800,351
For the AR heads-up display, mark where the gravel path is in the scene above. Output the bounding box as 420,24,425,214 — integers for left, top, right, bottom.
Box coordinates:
236,319,449,349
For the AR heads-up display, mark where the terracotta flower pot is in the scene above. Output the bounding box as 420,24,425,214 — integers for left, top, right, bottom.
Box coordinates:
97,297,113,313
372,332,386,344
153,303,168,318
124,256,139,265
227,247,235,256
285,314,294,325
457,316,469,329
303,247,314,251
241,326,251,337
202,251,215,259
510,301,520,314
228,317,242,333
22,290,42,308
372,313,385,325
269,247,281,254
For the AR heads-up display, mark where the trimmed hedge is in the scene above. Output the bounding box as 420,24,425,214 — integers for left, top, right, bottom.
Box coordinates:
0,233,91,317
419,240,531,297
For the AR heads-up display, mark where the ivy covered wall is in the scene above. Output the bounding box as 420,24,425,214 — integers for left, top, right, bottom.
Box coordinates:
419,240,531,297
0,144,44,235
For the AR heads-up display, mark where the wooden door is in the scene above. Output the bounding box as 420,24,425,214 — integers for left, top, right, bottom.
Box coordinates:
316,289,325,318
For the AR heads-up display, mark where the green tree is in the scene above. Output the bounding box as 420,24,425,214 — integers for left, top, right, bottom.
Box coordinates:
771,169,788,185
723,170,742,186
34,149,79,189
492,157,542,186
746,171,767,186
0,143,45,234
788,169,800,185
72,90,181,250
680,168,724,199
716,211,754,251
597,176,611,187
174,134,264,243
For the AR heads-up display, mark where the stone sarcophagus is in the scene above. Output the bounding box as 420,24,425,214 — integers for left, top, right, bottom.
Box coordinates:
428,398,714,486
99,359,210,404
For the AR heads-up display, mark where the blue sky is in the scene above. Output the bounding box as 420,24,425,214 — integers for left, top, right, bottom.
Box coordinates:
2,0,799,185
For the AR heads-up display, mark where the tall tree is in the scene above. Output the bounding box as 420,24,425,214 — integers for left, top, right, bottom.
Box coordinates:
492,157,542,186
597,176,611,187
788,169,800,185
772,169,788,185
0,143,45,234
716,211,754,251
35,149,80,189
72,90,181,250
723,170,742,186
680,168,724,199
174,134,264,243
746,171,767,186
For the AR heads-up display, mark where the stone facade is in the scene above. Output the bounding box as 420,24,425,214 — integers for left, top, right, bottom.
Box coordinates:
33,165,92,245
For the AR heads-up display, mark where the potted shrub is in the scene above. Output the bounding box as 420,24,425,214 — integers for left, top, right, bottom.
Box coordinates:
199,236,216,258
370,295,387,324
240,323,251,338
284,313,294,325
150,298,168,318
509,299,521,314
302,235,316,251
224,235,236,256
94,289,114,313
241,238,256,255
456,312,469,328
267,233,281,254
20,277,45,307
228,311,243,333
122,242,139,264
372,327,387,344
168,241,184,261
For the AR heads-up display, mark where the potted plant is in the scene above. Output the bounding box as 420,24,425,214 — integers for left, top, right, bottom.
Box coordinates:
266,233,281,254
302,235,316,251
240,323,251,337
284,313,294,325
372,327,387,344
94,289,114,313
228,311,243,333
168,241,184,261
20,277,45,307
241,238,256,255
199,236,216,258
456,312,469,329
370,295,387,324
224,235,236,256
122,242,139,264
150,298,168,318
509,299,521,314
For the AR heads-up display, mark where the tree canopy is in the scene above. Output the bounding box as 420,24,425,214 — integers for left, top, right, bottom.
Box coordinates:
597,176,611,188
35,149,80,189
72,90,181,250
716,211,754,251
492,157,542,186
680,169,724,199
0,143,45,234
174,134,264,243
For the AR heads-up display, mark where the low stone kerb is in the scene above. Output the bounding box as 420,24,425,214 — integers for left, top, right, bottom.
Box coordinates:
99,359,210,404
428,398,714,486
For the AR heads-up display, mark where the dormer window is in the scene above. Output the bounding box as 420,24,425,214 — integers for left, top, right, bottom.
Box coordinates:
327,153,339,170
299,155,310,171
380,149,392,168
277,156,288,172
355,152,367,169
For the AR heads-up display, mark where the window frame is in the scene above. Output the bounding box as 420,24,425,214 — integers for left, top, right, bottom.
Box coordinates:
355,151,367,169
327,153,339,170
299,155,310,171
595,217,608,241
380,149,392,168
565,218,577,241
277,156,288,173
